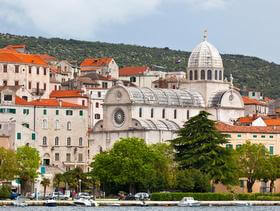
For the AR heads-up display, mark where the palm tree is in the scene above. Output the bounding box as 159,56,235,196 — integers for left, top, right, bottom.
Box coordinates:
41,177,51,199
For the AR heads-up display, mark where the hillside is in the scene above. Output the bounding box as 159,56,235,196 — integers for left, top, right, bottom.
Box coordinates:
0,33,279,98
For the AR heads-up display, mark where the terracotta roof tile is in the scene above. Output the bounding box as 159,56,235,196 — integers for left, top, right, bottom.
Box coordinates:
29,99,85,108
15,96,30,105
242,96,266,105
238,116,256,124
216,122,280,134
119,66,149,76
264,119,280,126
80,57,112,68
50,90,87,98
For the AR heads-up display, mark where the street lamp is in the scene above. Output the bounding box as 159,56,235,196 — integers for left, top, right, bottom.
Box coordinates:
79,179,82,193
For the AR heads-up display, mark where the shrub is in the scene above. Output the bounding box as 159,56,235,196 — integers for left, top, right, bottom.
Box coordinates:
0,185,11,199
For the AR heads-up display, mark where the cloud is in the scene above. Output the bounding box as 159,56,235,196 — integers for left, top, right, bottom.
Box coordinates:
0,0,228,39
175,0,228,10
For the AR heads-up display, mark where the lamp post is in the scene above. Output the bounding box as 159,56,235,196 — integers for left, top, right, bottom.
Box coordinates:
79,179,82,193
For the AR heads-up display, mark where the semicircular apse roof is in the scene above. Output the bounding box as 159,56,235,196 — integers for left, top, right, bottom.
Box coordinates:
137,119,180,131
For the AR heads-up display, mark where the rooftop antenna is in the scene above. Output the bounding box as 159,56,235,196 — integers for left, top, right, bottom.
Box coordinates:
203,29,208,41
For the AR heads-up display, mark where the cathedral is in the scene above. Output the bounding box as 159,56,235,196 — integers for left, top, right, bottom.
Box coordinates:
89,31,244,156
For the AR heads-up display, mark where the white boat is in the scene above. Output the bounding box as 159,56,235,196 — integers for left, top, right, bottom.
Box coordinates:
234,201,252,206
178,197,200,207
45,199,57,207
74,198,95,207
12,197,28,207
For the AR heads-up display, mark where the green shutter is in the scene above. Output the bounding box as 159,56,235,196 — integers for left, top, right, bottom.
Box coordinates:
56,110,59,115
32,133,36,140
253,135,257,138
261,135,265,138
226,144,233,149
236,144,242,149
0,108,4,113
79,110,83,116
43,109,47,115
270,135,274,138
237,134,241,138
17,132,21,140
269,146,274,155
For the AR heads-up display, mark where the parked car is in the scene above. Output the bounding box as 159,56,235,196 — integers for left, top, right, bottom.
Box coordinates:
10,192,20,200
134,192,150,200
124,193,136,200
29,192,42,200
49,192,68,200
77,192,91,199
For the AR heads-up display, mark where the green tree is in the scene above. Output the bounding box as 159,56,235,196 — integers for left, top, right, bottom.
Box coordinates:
53,173,66,190
63,167,85,192
16,146,40,194
0,147,18,181
170,111,237,185
236,141,268,193
41,177,50,199
91,137,162,193
262,155,280,192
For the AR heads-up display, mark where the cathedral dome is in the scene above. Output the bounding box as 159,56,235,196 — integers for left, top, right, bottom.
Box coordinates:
188,31,223,69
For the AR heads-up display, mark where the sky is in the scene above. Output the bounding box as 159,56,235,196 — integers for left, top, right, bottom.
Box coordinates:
0,0,279,63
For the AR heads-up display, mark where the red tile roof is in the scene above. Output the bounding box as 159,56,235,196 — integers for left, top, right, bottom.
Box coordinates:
119,66,149,76
216,122,280,134
36,54,57,63
238,116,256,124
15,96,30,105
242,96,266,105
80,58,112,68
264,119,280,126
50,90,87,98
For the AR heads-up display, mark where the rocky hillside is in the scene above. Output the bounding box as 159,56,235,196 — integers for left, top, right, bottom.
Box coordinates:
0,33,279,98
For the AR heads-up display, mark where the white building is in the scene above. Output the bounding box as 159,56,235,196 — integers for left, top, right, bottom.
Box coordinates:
88,31,245,158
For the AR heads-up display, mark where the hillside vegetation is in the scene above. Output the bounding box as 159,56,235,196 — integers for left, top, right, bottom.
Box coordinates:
0,33,279,98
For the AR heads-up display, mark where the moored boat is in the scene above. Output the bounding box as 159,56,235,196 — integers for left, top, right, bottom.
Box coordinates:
45,199,57,207
178,197,200,207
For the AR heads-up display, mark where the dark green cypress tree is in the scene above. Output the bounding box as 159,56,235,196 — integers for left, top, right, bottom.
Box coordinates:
170,111,237,184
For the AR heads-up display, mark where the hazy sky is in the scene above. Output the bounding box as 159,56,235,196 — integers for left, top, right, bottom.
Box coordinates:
1,0,279,63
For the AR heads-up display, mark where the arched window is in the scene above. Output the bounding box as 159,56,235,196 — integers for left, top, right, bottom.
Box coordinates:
194,70,198,80
201,70,205,80
207,70,212,80
189,70,193,80
67,121,71,130
174,109,177,119
67,137,71,146
162,109,165,119
151,108,154,118
96,102,99,108
139,108,142,117
219,70,222,80
55,120,59,130
55,137,59,146
215,70,218,80
43,136,47,146
79,137,83,146
42,119,48,129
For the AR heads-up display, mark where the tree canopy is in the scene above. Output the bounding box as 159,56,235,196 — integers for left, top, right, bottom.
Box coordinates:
0,147,18,181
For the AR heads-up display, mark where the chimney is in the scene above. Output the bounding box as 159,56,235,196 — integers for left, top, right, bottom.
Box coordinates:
59,100,62,107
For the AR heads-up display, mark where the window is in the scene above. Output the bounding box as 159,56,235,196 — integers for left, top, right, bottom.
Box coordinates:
225,134,231,138
15,81,19,86
270,135,274,138
130,77,136,83
66,153,71,162
98,92,101,97
95,114,101,119
55,137,59,146
162,109,165,118
201,70,205,80
194,70,198,80
43,136,47,146
269,146,274,155
82,100,85,106
32,133,36,140
189,70,193,80
79,137,83,146
215,70,218,80
66,110,73,115
23,109,29,115
22,123,29,128
139,108,142,117
240,180,244,188
43,109,47,115
78,153,83,162
3,80,7,86
3,64,7,72
43,119,48,129
236,144,242,149
17,132,21,140
237,134,242,138
36,82,40,90
28,81,32,89
261,135,266,138
29,66,32,74
55,120,60,130
253,135,257,138
56,110,59,115
15,65,19,73
207,70,212,80
252,92,255,96
4,95,12,101
219,70,222,80
67,137,71,146
55,153,59,161
37,67,40,75
187,110,190,120
43,83,46,91
96,102,99,108
79,110,83,116
174,109,177,119
44,68,47,75
67,121,71,130
102,82,108,88
151,108,154,118
226,144,233,149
